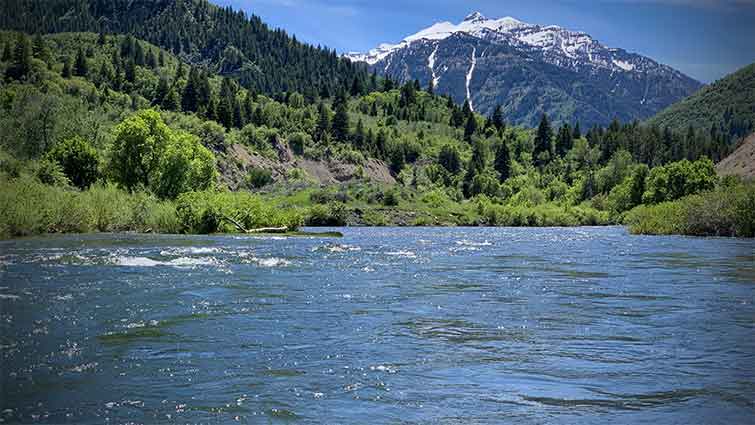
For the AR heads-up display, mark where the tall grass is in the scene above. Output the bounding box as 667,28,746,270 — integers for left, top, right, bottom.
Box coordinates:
0,177,179,238
625,183,755,237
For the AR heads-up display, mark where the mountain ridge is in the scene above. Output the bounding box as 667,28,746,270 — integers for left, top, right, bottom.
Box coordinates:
346,12,702,128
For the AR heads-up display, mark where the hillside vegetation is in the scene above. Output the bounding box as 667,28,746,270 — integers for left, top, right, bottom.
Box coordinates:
648,63,755,148
0,29,749,238
0,0,369,98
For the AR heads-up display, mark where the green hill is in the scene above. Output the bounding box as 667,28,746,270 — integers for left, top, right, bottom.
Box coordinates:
648,63,755,143
0,0,369,98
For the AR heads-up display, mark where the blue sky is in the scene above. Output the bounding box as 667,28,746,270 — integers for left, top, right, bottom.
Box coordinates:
213,0,755,83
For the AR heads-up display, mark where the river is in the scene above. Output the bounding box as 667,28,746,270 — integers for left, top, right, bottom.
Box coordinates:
0,227,753,423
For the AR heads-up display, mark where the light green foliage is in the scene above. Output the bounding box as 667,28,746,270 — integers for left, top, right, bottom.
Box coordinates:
626,182,754,237
238,124,278,157
34,158,70,187
154,131,216,199
642,157,716,204
110,109,216,198
306,202,348,226
595,150,634,194
175,191,303,234
0,178,178,238
109,109,171,190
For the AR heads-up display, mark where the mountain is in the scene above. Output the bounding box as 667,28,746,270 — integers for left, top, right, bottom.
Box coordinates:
0,0,368,98
346,12,702,128
648,63,755,141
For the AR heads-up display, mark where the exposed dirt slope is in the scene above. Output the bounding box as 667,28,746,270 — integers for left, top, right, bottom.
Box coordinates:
215,143,395,190
716,133,755,180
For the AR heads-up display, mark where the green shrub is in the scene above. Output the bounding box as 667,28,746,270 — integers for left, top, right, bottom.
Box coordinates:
362,209,387,226
625,183,754,237
34,158,70,187
175,190,302,234
246,167,273,189
46,136,99,189
306,202,347,226
382,188,400,206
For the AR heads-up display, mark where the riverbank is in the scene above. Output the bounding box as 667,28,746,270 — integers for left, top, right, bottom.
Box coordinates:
624,182,754,237
2,177,752,239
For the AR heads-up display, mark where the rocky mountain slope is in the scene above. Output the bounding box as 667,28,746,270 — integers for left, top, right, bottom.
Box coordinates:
347,12,702,128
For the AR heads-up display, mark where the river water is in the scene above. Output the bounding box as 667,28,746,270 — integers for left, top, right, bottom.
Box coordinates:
0,227,753,424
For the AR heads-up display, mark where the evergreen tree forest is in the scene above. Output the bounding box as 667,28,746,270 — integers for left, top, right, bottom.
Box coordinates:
0,0,371,98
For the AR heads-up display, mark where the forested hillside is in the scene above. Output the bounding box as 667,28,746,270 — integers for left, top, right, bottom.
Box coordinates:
3,28,746,238
648,63,755,146
0,0,369,98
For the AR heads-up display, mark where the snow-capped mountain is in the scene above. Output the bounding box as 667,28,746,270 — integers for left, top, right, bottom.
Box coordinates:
346,12,702,128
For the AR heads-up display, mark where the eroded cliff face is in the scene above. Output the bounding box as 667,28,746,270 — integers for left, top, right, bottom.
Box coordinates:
215,142,395,191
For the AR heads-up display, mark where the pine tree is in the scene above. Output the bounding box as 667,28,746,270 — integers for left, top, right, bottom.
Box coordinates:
491,105,504,132
97,32,107,46
382,78,394,92
464,114,477,142
1,41,10,62
176,61,185,79
121,35,135,59
427,79,434,95
233,99,244,128
124,58,136,83
555,123,573,157
31,33,49,63
134,42,145,66
6,33,32,81
375,129,388,159
463,137,487,198
217,96,233,129
61,57,72,78
316,102,331,141
153,77,170,105
98,61,114,85
462,100,472,117
332,96,351,142
533,114,553,167
73,48,88,77
158,50,165,67
354,119,365,149
181,68,199,112
494,138,511,182
197,71,213,111
573,122,581,140
146,49,157,69
243,95,254,123
110,49,121,70
438,144,461,174
162,88,180,111
350,76,362,97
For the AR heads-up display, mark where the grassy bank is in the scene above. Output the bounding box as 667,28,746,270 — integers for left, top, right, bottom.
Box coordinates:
0,178,308,239
624,182,755,237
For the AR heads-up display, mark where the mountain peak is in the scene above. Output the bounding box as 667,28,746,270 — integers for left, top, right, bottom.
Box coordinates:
463,11,487,23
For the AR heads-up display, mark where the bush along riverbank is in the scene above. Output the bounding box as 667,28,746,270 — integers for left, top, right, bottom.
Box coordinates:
624,180,755,237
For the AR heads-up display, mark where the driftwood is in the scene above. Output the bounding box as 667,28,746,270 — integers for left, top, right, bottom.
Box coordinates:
221,213,288,234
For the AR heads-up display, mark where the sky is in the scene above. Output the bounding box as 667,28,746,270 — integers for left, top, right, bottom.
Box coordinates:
212,0,755,83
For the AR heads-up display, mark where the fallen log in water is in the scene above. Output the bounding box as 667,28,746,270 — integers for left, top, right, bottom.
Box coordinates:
221,214,288,234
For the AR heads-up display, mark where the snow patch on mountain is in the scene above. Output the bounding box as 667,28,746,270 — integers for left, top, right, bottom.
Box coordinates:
466,46,477,111
428,45,440,88
345,11,651,75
